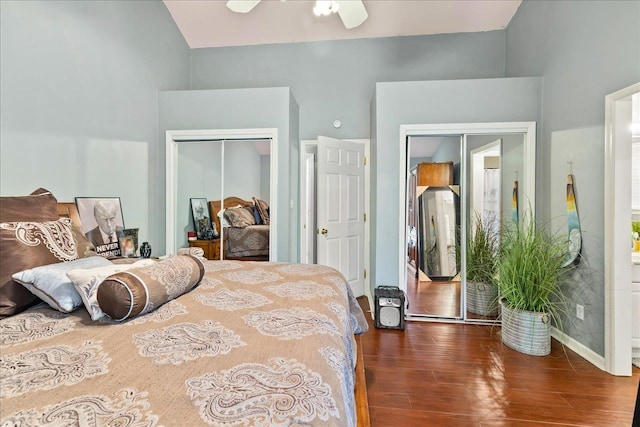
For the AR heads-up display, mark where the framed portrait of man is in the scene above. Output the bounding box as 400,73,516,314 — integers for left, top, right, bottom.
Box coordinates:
190,198,214,240
75,197,125,257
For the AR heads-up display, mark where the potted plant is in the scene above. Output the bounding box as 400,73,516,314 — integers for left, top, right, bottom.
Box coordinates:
632,221,640,252
495,214,567,356
466,213,499,317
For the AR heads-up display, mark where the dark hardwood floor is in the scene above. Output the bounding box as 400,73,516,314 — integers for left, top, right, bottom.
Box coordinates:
406,265,498,321
406,276,461,318
357,297,640,427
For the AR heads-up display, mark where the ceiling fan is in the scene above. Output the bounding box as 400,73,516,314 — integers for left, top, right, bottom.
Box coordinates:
226,0,368,29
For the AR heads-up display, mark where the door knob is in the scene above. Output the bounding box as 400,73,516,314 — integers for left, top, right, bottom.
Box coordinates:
318,228,328,235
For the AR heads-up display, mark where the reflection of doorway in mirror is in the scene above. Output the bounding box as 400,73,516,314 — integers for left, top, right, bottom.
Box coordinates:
483,162,500,238
470,140,501,238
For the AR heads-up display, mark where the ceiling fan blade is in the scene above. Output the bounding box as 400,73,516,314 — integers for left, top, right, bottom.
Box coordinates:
337,0,368,29
226,0,261,13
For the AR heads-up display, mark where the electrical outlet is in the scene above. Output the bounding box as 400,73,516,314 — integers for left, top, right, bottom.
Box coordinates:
576,304,584,320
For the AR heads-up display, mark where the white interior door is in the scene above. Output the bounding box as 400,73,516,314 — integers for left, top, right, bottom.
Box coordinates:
317,136,365,296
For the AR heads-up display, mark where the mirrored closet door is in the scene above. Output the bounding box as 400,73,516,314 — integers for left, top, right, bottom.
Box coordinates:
407,136,462,319
464,133,526,321
220,140,271,261
404,123,535,323
171,137,272,260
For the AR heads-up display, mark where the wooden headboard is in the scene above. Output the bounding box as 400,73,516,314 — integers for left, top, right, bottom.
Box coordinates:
209,197,253,233
57,202,83,230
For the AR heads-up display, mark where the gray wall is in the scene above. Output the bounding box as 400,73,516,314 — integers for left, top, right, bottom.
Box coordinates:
372,77,542,293
0,0,190,248
190,31,507,140
158,88,297,261
432,139,461,167
409,157,433,170
505,0,640,356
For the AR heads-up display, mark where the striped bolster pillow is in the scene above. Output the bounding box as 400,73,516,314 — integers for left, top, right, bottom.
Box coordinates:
97,255,204,321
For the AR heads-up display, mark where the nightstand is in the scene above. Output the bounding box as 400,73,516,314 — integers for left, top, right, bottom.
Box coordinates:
188,239,220,260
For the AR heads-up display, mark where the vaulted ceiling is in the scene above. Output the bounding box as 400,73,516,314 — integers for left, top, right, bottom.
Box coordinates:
163,0,522,49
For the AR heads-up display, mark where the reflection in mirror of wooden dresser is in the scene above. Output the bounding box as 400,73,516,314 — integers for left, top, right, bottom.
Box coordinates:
416,161,454,187
188,239,220,260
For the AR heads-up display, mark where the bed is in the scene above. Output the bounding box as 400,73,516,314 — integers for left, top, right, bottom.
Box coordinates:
0,193,370,426
210,197,270,261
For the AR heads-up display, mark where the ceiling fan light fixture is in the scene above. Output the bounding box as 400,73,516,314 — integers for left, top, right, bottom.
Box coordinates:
226,0,262,13
313,1,340,17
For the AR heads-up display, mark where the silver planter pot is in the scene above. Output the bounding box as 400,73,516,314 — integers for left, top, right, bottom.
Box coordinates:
466,281,499,316
500,300,551,356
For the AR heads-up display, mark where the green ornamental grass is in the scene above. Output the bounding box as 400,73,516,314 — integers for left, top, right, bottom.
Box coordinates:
497,215,567,315
466,212,498,285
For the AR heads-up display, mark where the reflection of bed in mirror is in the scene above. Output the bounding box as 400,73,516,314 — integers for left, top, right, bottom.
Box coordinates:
209,197,269,261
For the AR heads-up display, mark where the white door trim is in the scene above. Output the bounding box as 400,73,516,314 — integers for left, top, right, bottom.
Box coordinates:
469,139,502,226
300,138,371,301
604,82,639,376
166,128,278,259
300,149,316,264
398,122,536,314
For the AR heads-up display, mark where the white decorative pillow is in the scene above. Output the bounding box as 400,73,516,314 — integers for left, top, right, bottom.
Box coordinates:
217,209,230,228
67,259,155,320
12,256,111,313
223,206,256,228
177,246,206,261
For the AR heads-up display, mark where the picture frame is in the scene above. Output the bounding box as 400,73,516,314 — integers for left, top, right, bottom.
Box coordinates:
118,235,136,257
117,228,139,257
75,197,125,257
190,198,214,240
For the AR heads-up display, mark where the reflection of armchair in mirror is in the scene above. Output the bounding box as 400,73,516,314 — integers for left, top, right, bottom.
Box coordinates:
416,186,460,281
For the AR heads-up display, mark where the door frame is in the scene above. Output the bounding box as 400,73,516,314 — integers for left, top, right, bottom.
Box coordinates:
300,140,317,264
166,128,278,258
300,138,371,300
398,122,536,321
300,149,316,264
469,139,502,228
604,82,639,376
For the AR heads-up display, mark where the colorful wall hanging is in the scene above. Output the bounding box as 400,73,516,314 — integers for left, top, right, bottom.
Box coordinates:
512,180,519,225
562,173,582,267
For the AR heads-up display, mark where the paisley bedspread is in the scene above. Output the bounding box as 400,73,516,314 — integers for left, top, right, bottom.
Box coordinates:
224,225,270,258
0,260,368,427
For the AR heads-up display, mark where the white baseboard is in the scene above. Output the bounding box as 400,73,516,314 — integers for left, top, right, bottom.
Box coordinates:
551,327,606,371
632,338,640,354
366,295,375,320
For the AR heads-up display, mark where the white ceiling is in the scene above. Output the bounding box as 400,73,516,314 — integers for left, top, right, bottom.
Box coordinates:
163,0,522,49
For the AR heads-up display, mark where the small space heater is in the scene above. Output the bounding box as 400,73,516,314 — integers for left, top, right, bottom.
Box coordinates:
374,286,406,330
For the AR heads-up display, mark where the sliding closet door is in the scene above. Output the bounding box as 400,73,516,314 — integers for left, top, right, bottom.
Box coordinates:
465,133,527,322
223,140,268,202
407,136,462,319
176,140,222,250
221,139,271,259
